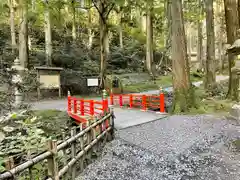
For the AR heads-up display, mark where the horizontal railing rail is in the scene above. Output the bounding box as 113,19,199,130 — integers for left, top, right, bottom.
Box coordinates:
0,110,114,180
110,92,165,113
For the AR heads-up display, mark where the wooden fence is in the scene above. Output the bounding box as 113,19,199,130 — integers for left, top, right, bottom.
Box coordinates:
0,109,114,180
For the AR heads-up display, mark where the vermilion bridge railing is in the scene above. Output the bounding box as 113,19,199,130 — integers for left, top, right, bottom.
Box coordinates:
67,90,165,125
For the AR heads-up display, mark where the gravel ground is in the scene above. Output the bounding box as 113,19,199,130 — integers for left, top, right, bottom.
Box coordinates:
77,115,240,180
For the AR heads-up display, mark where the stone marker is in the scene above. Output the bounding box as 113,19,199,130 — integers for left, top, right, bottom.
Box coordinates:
230,104,240,125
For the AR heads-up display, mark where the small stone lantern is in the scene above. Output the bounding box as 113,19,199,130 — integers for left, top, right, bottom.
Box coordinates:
11,58,26,107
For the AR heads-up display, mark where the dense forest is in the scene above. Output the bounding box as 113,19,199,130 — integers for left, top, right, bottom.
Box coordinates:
1,0,240,178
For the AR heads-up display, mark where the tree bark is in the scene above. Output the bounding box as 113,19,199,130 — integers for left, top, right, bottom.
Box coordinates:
44,0,52,66
224,0,239,98
197,0,203,70
72,0,77,43
18,0,29,68
119,11,123,48
146,0,154,76
99,1,109,89
164,0,171,53
87,8,94,49
205,0,216,91
238,0,240,27
9,0,17,54
171,0,193,113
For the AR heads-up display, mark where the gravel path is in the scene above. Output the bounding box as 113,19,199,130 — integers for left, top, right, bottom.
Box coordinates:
77,115,240,180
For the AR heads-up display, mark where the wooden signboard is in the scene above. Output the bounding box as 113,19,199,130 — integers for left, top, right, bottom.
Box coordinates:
35,66,63,98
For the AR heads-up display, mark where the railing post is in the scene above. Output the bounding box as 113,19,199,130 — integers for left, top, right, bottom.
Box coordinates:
110,93,114,105
79,124,84,172
80,99,84,116
129,94,133,108
47,140,59,180
90,100,94,116
119,95,123,107
159,87,165,113
67,91,71,112
5,157,14,170
108,106,115,140
71,128,76,180
73,98,77,114
142,95,147,111
105,99,109,112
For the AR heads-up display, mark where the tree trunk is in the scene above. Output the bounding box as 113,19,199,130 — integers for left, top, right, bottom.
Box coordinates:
197,0,203,70
224,0,239,98
146,0,154,76
238,0,240,27
9,0,17,54
187,24,192,62
217,0,225,74
44,0,52,66
119,11,123,48
164,0,171,52
31,0,36,11
99,2,108,89
72,0,77,43
205,0,216,91
88,8,94,49
18,0,29,68
171,0,193,113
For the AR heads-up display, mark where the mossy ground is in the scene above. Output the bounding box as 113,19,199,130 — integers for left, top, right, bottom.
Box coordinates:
30,109,71,136
123,74,202,93
182,84,234,115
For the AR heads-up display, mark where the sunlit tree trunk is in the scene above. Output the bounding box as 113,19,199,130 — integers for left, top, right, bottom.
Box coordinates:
18,0,29,68
72,0,77,43
197,0,203,70
44,0,52,66
224,0,239,98
205,0,216,91
119,10,123,48
146,0,154,76
98,1,109,89
87,8,94,49
164,0,171,55
9,0,17,54
171,0,193,113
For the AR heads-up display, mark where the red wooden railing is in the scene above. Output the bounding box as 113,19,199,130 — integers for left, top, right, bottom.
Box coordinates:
67,91,165,125
110,92,165,113
67,95,109,125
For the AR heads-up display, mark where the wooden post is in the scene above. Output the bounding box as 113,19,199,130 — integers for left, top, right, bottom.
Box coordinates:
67,91,71,112
71,128,76,180
80,99,84,116
73,98,77,114
86,121,92,163
79,124,84,172
5,157,14,170
47,140,59,180
91,118,98,156
61,133,69,179
159,87,165,113
107,106,115,141
90,100,94,117
110,93,114,105
129,94,133,108
142,95,147,111
119,95,123,107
